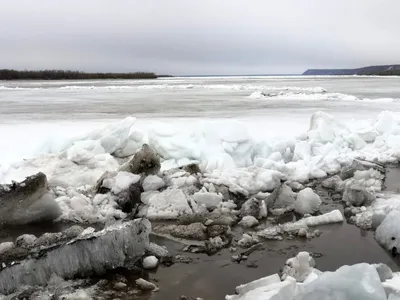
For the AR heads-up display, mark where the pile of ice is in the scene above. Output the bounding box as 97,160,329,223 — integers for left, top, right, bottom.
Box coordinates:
247,89,400,103
247,90,358,101
226,251,400,300
350,194,400,230
3,110,400,187
1,110,400,223
375,210,400,256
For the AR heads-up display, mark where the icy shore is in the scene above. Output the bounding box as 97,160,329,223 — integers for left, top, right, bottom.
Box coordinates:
2,111,400,298
1,111,398,224
0,219,150,295
226,251,400,300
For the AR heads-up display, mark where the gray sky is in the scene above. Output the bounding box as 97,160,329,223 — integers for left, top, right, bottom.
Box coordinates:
0,0,399,75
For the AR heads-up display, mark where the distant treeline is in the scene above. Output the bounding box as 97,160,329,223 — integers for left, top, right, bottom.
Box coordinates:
0,69,161,80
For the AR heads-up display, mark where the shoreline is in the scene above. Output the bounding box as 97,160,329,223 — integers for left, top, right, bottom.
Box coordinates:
0,149,399,298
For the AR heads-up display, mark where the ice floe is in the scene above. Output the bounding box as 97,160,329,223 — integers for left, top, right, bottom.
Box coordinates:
226,251,400,300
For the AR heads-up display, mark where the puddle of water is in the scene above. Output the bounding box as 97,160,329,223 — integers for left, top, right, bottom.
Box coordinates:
141,221,399,300
384,166,400,193
0,222,103,244
0,222,71,243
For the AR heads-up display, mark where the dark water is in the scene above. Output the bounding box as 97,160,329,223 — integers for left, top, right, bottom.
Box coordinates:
384,166,400,192
144,222,398,300
2,218,396,300
142,171,400,300
0,222,102,244
0,222,72,243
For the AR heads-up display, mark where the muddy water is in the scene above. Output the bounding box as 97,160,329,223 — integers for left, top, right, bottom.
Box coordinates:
0,222,103,244
3,219,397,300
143,221,399,300
384,166,400,192
142,171,400,300
0,222,72,243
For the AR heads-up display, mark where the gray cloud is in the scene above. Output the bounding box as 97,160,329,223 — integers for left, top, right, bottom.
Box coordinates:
0,0,399,75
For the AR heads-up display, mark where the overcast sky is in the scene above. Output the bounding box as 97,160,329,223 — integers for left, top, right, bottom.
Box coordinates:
0,0,399,75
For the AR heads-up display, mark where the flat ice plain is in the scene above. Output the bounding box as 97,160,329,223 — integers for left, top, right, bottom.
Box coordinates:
1,75,400,170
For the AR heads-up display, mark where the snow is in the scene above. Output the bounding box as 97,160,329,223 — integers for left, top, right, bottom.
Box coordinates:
353,194,400,229
295,210,344,227
295,263,387,300
192,191,223,209
140,191,159,205
0,242,14,255
0,153,119,187
247,91,267,99
142,175,165,191
2,79,400,235
145,188,193,220
203,168,283,196
0,108,395,228
238,216,259,227
282,252,318,282
227,252,396,300
293,188,321,215
375,210,400,253
142,256,159,269
226,277,296,300
235,274,281,295
56,190,126,223
3,77,400,297
58,289,93,300
238,233,260,248
246,89,400,103
45,116,144,157
384,274,400,297
3,108,400,200
4,77,400,298
111,171,141,194
389,294,400,300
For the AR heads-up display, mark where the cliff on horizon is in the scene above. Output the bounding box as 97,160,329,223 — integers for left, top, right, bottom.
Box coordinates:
303,64,400,76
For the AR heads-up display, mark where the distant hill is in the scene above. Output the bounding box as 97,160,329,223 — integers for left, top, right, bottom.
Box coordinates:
0,69,160,80
303,64,400,76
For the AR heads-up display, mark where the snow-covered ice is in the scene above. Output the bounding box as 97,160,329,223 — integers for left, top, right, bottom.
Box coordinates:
142,256,159,269
3,107,400,202
192,191,223,209
111,171,141,194
1,106,399,225
227,251,400,300
143,188,193,220
281,252,318,282
142,175,165,191
295,263,387,300
295,210,344,227
375,210,400,253
238,216,259,227
353,194,400,229
294,188,321,215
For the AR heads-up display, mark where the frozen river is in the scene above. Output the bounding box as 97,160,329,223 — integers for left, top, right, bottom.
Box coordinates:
1,75,400,168
2,75,400,121
2,76,400,298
